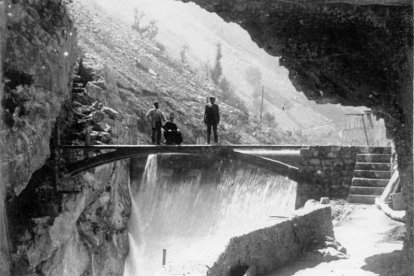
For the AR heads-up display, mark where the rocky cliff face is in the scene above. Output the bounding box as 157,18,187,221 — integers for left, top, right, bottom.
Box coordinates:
179,0,413,271
1,1,11,275
2,0,77,195
1,1,133,275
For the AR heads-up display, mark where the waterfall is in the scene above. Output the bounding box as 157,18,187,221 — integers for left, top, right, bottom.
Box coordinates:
124,154,297,275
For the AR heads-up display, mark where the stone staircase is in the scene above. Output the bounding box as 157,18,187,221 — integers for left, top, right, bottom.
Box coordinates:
348,147,392,204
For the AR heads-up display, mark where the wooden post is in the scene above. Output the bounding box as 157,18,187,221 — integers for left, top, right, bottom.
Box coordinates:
162,249,167,266
361,115,370,146
84,120,91,158
53,123,61,191
259,86,264,132
345,113,370,146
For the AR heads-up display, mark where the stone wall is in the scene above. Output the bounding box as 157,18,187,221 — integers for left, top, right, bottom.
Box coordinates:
208,202,333,275
298,146,362,204
295,146,391,207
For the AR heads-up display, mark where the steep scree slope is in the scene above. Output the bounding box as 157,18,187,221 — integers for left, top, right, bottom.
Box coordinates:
68,0,306,145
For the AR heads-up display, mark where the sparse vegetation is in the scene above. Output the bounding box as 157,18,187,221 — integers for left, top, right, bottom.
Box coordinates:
132,7,158,40
155,42,166,53
243,112,308,144
180,44,189,64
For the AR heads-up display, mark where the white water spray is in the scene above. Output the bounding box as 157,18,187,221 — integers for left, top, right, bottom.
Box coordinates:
124,154,297,275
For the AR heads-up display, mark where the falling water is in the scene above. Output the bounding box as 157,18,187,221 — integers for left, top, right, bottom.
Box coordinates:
124,154,298,275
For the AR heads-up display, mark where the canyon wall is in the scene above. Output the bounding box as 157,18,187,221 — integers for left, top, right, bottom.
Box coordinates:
1,1,135,275
1,0,77,195
1,1,10,275
7,59,138,275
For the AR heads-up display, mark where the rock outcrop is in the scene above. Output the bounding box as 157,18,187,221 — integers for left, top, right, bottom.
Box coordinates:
0,2,11,275
178,0,413,271
7,58,139,274
1,0,77,196
1,1,134,275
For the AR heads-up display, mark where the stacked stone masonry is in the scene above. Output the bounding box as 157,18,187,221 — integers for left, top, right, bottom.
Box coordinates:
297,146,392,207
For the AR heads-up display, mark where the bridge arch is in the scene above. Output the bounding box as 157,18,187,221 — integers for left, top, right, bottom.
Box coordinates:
60,145,301,181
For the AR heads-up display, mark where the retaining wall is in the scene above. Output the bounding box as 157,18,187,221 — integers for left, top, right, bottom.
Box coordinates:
208,202,333,276
296,146,392,207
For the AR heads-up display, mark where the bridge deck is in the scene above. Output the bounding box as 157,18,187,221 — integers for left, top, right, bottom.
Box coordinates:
58,144,304,150
58,144,303,179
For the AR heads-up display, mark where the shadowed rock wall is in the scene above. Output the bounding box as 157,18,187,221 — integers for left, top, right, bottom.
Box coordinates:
0,1,134,275
178,0,413,271
0,1,11,275
1,0,78,196
7,63,136,274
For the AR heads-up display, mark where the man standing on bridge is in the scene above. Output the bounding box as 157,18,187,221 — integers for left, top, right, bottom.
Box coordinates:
204,96,220,144
146,101,166,145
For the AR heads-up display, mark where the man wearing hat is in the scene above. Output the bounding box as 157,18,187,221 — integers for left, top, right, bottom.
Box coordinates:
146,101,166,145
204,96,220,144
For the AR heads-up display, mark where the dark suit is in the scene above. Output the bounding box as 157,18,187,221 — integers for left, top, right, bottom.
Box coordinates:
204,103,220,143
163,122,183,145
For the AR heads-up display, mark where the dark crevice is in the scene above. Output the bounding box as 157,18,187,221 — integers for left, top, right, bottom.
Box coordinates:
7,161,62,274
229,264,249,276
76,58,94,86
1,66,34,127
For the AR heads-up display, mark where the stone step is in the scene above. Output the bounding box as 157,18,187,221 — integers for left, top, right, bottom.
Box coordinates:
348,194,377,204
356,154,391,163
351,177,389,187
355,162,391,171
353,170,392,179
349,186,385,195
358,147,391,154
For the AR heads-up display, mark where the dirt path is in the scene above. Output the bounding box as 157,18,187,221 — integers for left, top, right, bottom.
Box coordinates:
267,204,405,276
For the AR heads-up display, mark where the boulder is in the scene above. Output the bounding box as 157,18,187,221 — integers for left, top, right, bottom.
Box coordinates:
102,106,122,120
99,132,112,144
86,82,103,99
91,111,105,123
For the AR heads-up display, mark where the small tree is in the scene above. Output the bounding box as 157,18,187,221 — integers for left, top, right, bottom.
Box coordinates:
132,8,144,33
132,8,158,40
145,20,158,40
210,43,223,85
263,112,278,129
180,44,189,64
